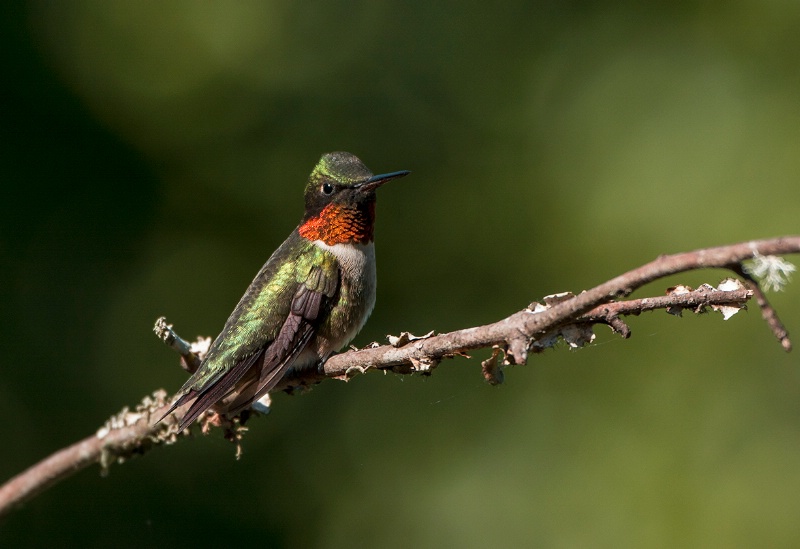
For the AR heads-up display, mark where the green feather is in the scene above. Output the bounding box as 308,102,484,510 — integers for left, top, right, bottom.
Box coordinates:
179,233,337,393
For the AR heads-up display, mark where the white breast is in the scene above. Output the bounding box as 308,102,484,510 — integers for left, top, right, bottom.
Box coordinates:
311,240,377,341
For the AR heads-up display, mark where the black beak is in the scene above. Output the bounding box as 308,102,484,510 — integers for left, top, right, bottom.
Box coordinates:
357,170,411,192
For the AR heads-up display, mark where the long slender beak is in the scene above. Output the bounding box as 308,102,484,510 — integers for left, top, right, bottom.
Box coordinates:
357,170,411,192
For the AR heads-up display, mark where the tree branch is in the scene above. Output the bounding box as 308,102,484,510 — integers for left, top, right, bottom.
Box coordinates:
1,236,798,517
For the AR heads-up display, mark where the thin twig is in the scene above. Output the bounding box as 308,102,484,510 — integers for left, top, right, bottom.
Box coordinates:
730,265,792,351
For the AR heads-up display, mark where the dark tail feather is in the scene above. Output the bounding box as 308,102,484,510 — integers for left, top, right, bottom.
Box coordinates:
177,351,264,431
154,390,198,425
225,358,291,416
177,392,219,432
156,350,264,432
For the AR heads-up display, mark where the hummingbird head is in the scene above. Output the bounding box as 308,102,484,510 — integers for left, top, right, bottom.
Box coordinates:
298,152,409,245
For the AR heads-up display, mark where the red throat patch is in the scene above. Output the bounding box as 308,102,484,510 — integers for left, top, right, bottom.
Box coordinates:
298,203,376,245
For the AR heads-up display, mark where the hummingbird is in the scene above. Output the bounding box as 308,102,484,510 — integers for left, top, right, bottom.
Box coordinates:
159,152,409,431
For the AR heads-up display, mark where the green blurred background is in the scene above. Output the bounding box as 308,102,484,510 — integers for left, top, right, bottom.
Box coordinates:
2,1,799,546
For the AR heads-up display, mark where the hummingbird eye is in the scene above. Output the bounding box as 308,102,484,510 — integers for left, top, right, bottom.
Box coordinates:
321,182,334,195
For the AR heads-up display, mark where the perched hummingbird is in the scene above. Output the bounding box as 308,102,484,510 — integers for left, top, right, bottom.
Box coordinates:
160,152,409,431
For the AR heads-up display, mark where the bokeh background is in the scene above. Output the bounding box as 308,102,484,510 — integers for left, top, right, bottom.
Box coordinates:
2,1,800,547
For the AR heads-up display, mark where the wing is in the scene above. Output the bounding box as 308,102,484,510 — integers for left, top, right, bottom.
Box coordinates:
247,261,339,402
164,254,339,431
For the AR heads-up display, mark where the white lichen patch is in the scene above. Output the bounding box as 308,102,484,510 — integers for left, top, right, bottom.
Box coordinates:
745,253,796,292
